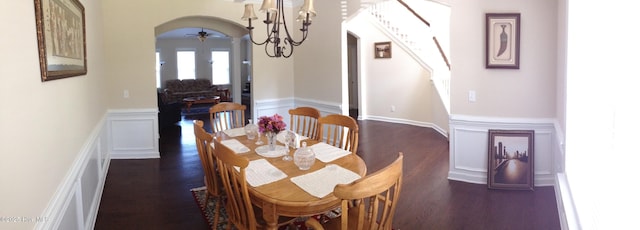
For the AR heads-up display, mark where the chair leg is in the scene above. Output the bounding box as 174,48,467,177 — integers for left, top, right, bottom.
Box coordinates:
212,200,220,230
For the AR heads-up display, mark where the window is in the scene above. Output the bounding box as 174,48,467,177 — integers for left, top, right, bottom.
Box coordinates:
211,50,230,85
177,50,196,80
155,51,161,88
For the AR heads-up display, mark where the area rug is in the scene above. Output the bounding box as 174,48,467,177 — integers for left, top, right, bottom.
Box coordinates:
190,187,229,229
191,186,338,230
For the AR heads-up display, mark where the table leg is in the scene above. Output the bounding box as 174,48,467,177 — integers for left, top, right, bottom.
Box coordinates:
262,203,278,230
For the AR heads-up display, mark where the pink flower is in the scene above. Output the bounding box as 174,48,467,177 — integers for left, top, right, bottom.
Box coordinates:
258,114,287,134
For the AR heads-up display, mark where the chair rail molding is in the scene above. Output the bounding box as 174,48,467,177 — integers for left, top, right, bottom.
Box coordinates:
293,97,342,116
254,97,295,125
254,97,341,129
107,109,160,159
448,114,560,187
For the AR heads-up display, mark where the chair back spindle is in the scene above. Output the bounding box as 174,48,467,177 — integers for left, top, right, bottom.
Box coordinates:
288,107,321,140
317,114,359,153
209,102,247,133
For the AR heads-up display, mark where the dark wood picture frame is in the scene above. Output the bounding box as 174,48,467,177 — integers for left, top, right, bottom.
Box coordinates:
374,41,391,59
34,0,87,81
487,129,534,190
485,13,520,69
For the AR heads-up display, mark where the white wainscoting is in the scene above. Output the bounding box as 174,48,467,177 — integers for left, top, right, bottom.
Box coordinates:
254,97,342,126
293,98,343,116
448,115,560,186
107,109,159,159
551,124,574,230
36,115,110,230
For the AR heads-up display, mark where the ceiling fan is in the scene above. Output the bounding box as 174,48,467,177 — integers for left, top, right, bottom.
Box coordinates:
185,28,212,42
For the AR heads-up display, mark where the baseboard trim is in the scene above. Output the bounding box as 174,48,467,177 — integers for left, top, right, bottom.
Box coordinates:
367,115,448,137
555,173,578,230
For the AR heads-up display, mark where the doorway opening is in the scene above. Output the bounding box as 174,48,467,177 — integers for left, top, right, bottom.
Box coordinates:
347,32,359,120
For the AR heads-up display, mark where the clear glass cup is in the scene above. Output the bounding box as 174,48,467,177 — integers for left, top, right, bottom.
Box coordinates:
255,131,264,145
282,147,292,161
282,131,294,161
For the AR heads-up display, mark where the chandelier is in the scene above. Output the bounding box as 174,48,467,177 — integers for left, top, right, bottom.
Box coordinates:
241,0,316,58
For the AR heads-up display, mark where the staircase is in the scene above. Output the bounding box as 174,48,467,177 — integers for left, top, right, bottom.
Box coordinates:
364,0,451,113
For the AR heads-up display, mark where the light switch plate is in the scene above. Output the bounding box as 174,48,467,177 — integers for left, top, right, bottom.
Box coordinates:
468,90,476,102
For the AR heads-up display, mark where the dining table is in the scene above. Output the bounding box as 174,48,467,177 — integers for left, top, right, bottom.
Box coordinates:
213,128,367,230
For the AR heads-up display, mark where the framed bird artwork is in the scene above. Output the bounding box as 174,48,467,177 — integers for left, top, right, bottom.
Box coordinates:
486,13,520,69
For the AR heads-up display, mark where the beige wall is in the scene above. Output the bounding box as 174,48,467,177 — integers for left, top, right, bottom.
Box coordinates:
347,14,445,128
293,0,344,103
446,0,558,118
556,0,567,137
0,0,107,229
102,0,295,109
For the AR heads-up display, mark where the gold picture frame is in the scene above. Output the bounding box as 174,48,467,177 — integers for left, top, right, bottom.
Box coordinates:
485,13,520,69
487,129,534,190
34,0,87,81
374,41,391,59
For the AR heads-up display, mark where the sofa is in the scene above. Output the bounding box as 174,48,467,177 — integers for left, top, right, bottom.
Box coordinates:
162,79,219,103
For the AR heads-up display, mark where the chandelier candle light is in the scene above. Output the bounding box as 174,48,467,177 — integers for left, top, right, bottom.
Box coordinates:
241,0,316,58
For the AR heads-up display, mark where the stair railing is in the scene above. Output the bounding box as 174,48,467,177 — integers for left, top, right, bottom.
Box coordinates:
367,0,451,112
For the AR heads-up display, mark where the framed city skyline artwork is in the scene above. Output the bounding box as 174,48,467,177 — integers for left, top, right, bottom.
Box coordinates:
34,0,87,81
486,13,520,69
487,129,534,190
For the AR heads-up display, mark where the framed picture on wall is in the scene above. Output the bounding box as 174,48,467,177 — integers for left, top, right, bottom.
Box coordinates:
487,129,534,190
485,13,520,69
374,41,391,58
34,0,87,81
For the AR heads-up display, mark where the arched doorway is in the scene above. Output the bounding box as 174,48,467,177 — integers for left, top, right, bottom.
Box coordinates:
155,16,254,121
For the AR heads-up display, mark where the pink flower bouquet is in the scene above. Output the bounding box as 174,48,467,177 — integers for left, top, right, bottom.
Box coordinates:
257,114,286,134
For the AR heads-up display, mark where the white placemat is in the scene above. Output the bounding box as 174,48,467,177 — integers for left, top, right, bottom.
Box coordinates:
290,164,361,198
220,139,250,154
223,127,246,137
310,142,351,163
235,159,288,187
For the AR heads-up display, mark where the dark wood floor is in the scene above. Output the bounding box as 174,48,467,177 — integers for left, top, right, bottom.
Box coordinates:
95,114,561,230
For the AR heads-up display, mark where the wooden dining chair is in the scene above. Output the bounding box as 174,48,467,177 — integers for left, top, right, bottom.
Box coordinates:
209,102,247,133
193,120,223,228
317,114,359,153
305,153,404,230
212,137,296,230
288,107,321,139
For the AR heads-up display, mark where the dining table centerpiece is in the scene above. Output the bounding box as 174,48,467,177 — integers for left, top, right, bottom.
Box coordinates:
257,114,286,151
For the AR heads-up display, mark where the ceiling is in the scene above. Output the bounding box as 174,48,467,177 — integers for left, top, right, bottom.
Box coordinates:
156,27,228,39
